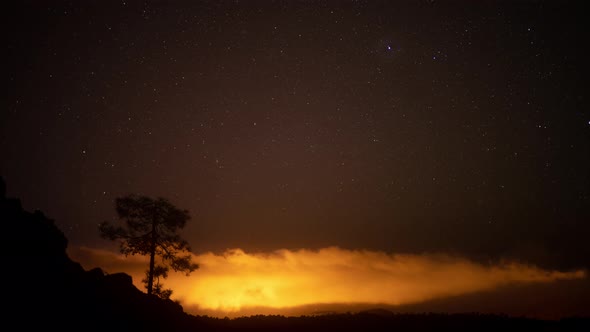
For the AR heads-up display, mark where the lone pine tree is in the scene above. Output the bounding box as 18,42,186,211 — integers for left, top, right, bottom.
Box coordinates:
99,194,198,298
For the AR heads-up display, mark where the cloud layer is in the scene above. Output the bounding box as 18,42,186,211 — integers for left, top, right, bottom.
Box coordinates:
69,246,585,316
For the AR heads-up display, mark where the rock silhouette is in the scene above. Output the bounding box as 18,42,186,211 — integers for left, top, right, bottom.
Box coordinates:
1,176,192,331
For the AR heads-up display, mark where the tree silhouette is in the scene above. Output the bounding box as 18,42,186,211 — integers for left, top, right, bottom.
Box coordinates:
143,264,173,299
99,194,198,297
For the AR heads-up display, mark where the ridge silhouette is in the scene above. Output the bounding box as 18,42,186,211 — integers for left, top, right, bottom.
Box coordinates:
2,176,192,331
1,176,587,331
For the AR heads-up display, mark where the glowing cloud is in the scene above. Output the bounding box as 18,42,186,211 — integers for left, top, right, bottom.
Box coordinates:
69,246,585,316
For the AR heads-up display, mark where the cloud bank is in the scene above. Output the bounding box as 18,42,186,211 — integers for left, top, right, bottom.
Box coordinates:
69,246,585,316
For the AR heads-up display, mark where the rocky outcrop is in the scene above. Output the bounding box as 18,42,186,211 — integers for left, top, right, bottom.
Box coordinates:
0,176,192,331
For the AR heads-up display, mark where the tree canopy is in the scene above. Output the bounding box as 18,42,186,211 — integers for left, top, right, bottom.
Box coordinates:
99,194,198,298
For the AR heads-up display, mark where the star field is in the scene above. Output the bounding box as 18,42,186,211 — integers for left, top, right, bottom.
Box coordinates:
3,1,589,270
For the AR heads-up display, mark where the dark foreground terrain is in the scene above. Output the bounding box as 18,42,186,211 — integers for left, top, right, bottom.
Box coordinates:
1,177,588,331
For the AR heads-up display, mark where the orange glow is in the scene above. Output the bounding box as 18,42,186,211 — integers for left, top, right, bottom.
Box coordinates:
69,246,585,316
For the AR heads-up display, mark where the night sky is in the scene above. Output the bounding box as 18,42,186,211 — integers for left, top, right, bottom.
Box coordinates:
3,0,589,278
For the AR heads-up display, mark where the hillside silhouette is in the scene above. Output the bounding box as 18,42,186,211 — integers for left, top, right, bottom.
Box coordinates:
2,176,195,331
1,176,588,331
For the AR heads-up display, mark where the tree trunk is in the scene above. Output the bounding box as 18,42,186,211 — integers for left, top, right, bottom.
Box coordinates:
147,214,157,295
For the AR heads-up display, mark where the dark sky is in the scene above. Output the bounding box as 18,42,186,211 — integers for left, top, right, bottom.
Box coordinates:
3,1,589,270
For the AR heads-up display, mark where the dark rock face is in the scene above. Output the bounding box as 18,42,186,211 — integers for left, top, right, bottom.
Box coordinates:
0,176,192,331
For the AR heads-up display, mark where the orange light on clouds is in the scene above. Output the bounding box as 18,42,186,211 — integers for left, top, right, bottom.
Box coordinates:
69,246,585,316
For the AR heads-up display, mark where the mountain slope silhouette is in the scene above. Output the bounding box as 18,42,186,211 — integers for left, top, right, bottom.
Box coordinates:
1,177,194,331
